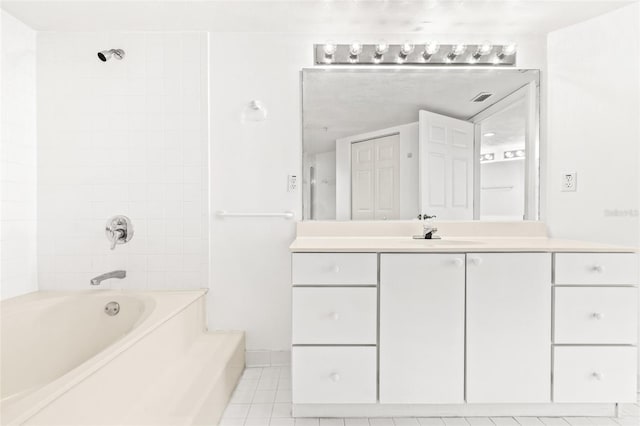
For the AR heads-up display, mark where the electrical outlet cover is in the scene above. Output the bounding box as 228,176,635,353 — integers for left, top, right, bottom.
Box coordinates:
288,175,298,192
561,172,577,192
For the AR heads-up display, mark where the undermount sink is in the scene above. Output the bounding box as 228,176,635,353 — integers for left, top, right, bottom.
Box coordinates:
405,239,483,246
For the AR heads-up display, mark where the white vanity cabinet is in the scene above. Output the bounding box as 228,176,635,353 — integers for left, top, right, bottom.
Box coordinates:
552,253,639,403
291,253,378,405
379,253,465,403
466,253,552,403
290,240,638,417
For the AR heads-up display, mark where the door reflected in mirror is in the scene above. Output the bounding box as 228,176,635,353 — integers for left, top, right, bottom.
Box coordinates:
302,69,540,221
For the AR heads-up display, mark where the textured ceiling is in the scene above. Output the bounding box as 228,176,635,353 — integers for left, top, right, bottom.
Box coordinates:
1,1,632,33
303,69,538,154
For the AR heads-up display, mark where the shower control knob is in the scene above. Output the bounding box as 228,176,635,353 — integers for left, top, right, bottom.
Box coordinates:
105,215,134,250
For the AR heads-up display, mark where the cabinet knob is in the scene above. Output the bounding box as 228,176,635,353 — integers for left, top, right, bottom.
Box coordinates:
468,257,482,266
332,265,340,273
591,264,604,273
592,372,604,381
452,258,464,267
330,373,340,382
592,312,605,320
329,312,340,321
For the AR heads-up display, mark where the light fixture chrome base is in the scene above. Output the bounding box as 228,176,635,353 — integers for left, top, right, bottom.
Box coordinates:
314,44,516,66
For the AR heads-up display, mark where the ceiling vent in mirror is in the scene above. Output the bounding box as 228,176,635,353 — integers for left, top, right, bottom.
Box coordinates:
471,92,493,102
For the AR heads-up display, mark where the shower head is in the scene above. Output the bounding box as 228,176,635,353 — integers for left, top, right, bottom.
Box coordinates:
97,49,125,62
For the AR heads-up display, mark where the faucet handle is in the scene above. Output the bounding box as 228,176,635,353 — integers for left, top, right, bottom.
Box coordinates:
105,215,133,250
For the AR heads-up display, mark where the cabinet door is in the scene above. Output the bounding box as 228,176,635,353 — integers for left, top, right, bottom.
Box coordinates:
380,253,465,403
466,253,551,403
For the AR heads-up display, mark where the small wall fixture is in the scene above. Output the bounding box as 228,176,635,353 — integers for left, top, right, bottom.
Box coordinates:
314,42,517,66
242,100,268,122
97,49,125,62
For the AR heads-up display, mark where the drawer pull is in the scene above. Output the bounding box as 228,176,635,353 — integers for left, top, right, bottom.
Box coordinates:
331,265,340,273
591,265,605,273
452,258,464,267
330,373,341,382
468,257,482,266
591,312,605,320
329,312,340,321
591,372,605,381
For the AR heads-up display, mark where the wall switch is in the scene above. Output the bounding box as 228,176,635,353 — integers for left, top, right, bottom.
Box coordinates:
287,175,298,192
561,172,577,192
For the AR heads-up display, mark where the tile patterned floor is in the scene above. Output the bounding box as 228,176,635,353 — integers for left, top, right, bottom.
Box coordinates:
220,367,640,426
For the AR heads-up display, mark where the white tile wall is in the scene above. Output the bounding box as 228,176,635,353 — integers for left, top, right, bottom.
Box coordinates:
1,11,38,300
36,32,209,291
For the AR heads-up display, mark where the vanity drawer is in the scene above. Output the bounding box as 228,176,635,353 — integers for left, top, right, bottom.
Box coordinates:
554,287,638,344
554,253,638,285
292,346,377,404
292,253,377,286
292,287,377,345
553,346,637,403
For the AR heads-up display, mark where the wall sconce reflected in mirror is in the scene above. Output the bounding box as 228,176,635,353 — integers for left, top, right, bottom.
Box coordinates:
242,100,268,122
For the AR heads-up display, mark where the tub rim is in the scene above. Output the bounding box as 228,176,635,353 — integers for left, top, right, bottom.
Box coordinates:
1,288,207,425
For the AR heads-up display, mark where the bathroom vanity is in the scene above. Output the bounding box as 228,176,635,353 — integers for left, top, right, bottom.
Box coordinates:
289,222,639,418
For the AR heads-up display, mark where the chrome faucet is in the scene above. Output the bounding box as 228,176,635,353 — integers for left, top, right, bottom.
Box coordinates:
90,270,126,286
413,214,441,240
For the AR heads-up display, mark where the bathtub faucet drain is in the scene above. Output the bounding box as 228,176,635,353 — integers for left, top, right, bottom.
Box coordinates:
104,301,120,316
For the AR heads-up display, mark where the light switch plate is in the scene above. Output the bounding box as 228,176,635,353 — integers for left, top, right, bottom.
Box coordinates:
561,172,577,192
288,175,298,192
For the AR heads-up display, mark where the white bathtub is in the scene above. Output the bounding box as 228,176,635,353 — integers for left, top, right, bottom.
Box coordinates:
1,290,244,425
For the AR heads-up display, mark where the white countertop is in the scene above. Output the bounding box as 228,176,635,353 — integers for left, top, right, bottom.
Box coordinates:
289,236,638,253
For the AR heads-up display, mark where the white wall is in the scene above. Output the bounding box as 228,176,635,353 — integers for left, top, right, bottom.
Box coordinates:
36,32,209,291
547,2,640,372
547,3,639,246
209,32,547,352
0,11,37,300
480,160,525,221
312,151,336,221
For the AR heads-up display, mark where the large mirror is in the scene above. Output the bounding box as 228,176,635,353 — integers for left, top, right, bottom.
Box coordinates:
302,68,540,221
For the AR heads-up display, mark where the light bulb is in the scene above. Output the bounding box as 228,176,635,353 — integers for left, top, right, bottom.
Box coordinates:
452,44,466,55
373,43,388,62
349,42,363,56
422,42,440,61
397,43,414,63
446,44,466,62
375,43,389,54
425,42,440,55
400,43,414,56
323,43,337,56
478,42,493,55
498,43,517,59
472,42,493,60
502,43,517,56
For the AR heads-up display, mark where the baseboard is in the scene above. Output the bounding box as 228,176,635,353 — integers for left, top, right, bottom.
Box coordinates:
245,350,291,367
292,403,618,418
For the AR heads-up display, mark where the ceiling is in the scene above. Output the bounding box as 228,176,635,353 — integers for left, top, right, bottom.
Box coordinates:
481,98,526,149
303,69,538,154
1,1,633,33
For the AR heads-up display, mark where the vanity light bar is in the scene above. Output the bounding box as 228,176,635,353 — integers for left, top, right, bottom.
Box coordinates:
314,43,517,66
